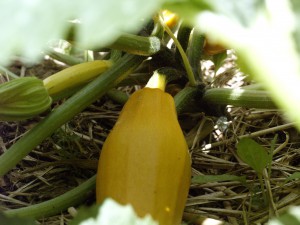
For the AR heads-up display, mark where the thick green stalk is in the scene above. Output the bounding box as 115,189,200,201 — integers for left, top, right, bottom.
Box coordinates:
203,88,276,109
158,16,196,86
108,33,161,56
106,88,129,105
0,54,145,176
4,175,96,219
45,49,83,65
175,23,192,63
187,28,205,80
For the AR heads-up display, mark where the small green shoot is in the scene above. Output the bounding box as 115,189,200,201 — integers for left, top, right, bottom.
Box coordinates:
285,172,300,183
268,206,300,225
237,137,271,204
212,51,227,73
237,138,270,175
192,174,246,185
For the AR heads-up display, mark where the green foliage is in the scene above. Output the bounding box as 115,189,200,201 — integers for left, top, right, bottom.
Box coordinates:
2,0,300,131
166,0,300,130
69,199,158,225
237,138,270,175
285,172,300,182
192,174,246,184
0,0,163,65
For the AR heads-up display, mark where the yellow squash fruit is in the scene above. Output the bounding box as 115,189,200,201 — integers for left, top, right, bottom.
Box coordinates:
96,73,191,225
43,60,112,97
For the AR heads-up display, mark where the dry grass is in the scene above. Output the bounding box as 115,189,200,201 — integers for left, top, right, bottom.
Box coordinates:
1,53,300,225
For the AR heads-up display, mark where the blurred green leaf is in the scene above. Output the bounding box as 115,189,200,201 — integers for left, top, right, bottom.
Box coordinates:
237,138,270,174
0,0,163,65
268,206,300,225
163,0,212,25
285,172,300,182
192,174,246,184
69,198,158,225
168,0,300,131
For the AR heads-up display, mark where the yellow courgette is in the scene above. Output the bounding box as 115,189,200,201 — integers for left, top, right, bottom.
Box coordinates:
96,71,191,225
43,60,112,97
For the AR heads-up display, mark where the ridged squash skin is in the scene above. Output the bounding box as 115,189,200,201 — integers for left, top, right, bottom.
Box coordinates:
43,60,112,96
96,88,191,225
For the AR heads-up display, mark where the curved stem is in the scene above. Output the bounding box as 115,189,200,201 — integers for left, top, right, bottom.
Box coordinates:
0,54,145,176
203,88,277,109
4,175,96,219
157,15,197,87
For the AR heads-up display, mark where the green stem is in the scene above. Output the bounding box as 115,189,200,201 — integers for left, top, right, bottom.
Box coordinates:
175,23,192,65
258,174,267,206
106,88,129,105
4,175,96,219
158,16,197,86
45,49,83,65
203,88,277,109
0,54,145,176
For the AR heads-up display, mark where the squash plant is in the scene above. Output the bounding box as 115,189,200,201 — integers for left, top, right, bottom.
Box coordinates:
0,2,297,224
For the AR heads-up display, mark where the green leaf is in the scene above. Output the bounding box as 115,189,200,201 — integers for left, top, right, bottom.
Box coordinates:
0,0,163,65
285,172,300,182
163,0,212,24
192,174,246,184
212,51,227,72
237,138,270,174
0,213,36,225
69,198,158,225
